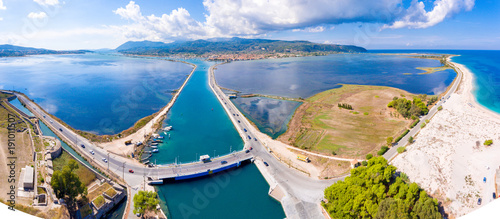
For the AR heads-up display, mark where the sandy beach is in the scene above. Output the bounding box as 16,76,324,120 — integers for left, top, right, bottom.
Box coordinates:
392,59,500,217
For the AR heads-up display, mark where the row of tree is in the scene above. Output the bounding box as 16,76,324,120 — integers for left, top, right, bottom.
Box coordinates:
323,157,441,218
387,97,429,118
338,103,353,110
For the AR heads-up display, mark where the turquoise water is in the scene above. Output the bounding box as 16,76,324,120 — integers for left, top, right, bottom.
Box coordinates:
231,97,301,139
9,98,34,116
451,51,500,114
153,60,286,218
0,54,192,134
369,50,500,115
157,164,286,219
152,60,243,164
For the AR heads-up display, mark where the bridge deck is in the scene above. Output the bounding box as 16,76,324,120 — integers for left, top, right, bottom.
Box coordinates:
147,151,253,183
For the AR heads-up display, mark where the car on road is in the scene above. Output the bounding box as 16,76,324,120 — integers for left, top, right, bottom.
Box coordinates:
483,177,487,183
221,160,227,164
245,150,250,153
478,198,482,205
494,192,497,199
236,114,239,116
102,158,108,163
247,135,251,140
129,169,134,173
254,138,257,142
233,114,235,116
238,120,240,123
264,161,269,166
89,150,94,155
59,128,63,132
244,128,247,132
43,115,45,118
81,144,85,148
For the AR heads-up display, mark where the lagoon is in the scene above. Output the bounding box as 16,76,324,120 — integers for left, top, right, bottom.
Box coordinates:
0,53,193,135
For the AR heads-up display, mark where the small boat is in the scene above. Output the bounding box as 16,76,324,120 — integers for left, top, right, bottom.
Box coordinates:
150,146,158,149
168,133,170,139
157,136,164,139
153,139,163,143
152,149,159,153
151,143,158,146
163,126,172,131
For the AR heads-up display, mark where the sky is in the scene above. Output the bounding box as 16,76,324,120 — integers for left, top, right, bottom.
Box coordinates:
0,0,498,50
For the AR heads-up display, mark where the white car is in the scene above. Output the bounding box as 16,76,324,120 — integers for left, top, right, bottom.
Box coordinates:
89,150,95,155
102,158,108,163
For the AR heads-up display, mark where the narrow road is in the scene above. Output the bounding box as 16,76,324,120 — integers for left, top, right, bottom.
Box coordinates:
208,63,342,219
383,59,463,161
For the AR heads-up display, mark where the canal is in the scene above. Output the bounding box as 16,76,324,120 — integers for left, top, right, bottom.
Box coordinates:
153,60,286,218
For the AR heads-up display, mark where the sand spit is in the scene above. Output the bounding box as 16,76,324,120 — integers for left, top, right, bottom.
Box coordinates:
392,60,500,217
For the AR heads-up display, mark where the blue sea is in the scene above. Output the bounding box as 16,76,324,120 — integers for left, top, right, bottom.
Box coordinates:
0,53,193,134
370,50,500,114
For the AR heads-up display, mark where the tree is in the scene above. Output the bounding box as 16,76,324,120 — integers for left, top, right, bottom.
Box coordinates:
51,160,87,215
133,191,160,215
408,136,414,144
397,147,406,153
366,154,373,160
387,137,394,146
323,157,441,219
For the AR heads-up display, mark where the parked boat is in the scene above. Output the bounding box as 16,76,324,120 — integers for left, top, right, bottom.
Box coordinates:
150,146,158,149
152,149,159,153
163,126,172,131
153,139,163,143
151,143,158,146
157,136,164,139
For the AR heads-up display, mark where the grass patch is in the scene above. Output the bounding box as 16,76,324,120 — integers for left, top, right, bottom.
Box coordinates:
52,151,96,186
105,188,117,198
88,183,112,201
284,84,414,158
92,195,105,209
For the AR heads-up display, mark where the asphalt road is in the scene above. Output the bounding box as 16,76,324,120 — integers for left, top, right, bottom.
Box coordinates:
208,64,342,219
383,60,463,161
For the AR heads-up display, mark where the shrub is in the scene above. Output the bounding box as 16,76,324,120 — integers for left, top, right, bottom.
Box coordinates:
363,112,369,115
377,146,389,156
352,111,359,115
438,105,443,111
386,137,394,146
366,154,373,160
397,147,406,153
331,151,337,155
420,123,426,128
361,161,368,166
394,129,410,143
484,139,493,146
410,119,420,128
408,136,414,144
425,119,430,123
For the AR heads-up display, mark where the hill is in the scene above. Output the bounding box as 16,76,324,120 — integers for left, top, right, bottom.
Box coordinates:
0,44,88,57
115,37,366,56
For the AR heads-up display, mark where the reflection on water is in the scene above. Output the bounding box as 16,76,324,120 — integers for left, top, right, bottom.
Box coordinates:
232,97,301,139
215,54,456,98
0,53,193,134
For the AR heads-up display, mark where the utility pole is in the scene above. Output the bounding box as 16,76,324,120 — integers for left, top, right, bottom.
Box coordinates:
122,161,126,180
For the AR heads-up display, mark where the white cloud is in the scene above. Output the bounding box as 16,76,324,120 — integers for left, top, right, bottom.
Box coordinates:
383,0,475,29
292,26,326,33
0,0,6,10
0,0,5,21
112,0,475,42
28,12,48,20
34,0,59,6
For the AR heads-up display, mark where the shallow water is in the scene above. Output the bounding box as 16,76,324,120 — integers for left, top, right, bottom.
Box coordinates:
231,96,301,139
0,53,193,134
215,54,455,99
